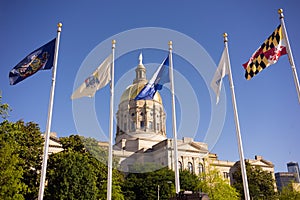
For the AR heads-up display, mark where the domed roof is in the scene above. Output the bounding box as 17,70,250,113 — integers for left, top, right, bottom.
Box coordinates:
120,82,163,104
119,53,163,104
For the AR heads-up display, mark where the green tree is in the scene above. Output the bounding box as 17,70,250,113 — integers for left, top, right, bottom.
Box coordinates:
199,168,239,200
278,183,300,200
50,135,124,200
60,135,119,167
45,151,98,200
0,93,11,119
97,168,125,200
0,120,43,199
123,164,175,200
179,169,201,192
81,136,119,166
0,133,26,200
60,134,86,153
232,162,276,200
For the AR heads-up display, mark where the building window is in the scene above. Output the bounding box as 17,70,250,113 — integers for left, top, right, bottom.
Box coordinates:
178,161,182,171
140,121,144,129
157,123,160,130
149,121,153,130
198,163,204,174
188,162,193,173
223,172,229,179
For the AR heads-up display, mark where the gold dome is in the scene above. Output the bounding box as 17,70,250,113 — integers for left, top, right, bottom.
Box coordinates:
120,82,163,104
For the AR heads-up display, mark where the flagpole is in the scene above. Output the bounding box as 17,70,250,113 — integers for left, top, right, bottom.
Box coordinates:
169,41,180,194
278,9,300,104
38,22,62,200
223,33,250,200
107,39,116,200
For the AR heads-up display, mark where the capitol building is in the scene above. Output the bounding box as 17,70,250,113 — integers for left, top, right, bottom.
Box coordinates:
110,54,275,182
48,54,275,184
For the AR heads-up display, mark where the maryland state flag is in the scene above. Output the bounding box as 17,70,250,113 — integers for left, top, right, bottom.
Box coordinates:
243,25,287,80
9,39,56,85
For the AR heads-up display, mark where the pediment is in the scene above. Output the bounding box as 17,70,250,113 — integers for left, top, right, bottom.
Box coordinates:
178,142,207,153
49,136,62,147
249,159,274,168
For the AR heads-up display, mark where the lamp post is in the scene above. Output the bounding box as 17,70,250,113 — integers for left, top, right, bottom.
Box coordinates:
157,185,160,200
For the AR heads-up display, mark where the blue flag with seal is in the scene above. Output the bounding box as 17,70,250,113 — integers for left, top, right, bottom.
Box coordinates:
135,56,170,100
9,38,56,85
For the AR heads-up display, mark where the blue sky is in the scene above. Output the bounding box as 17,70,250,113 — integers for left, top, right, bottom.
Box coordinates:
1,1,300,173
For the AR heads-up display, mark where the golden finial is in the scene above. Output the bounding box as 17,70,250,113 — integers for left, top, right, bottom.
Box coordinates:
223,33,228,43
112,40,116,49
278,8,284,18
168,41,173,50
57,22,62,32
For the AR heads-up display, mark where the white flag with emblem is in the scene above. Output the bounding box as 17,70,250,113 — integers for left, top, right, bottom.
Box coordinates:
71,54,112,99
211,47,229,104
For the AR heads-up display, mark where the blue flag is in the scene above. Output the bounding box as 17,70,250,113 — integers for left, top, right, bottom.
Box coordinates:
9,38,56,85
135,56,170,100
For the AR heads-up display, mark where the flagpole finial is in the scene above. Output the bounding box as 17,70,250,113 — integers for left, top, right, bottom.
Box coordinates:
278,8,284,18
223,33,228,43
57,22,62,32
112,40,116,49
169,41,173,50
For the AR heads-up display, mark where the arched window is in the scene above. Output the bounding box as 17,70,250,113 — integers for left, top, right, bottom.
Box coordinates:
188,162,193,173
178,161,182,171
198,163,204,174
140,121,145,129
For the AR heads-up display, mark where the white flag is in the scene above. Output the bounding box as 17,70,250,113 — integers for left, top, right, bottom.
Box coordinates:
71,54,112,99
211,47,229,104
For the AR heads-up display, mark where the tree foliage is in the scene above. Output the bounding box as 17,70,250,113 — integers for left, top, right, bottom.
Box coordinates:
0,133,26,200
199,168,239,200
0,93,11,119
278,183,300,200
0,120,43,199
232,161,276,200
179,169,201,192
123,164,176,200
46,134,124,200
45,151,98,200
60,134,86,153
